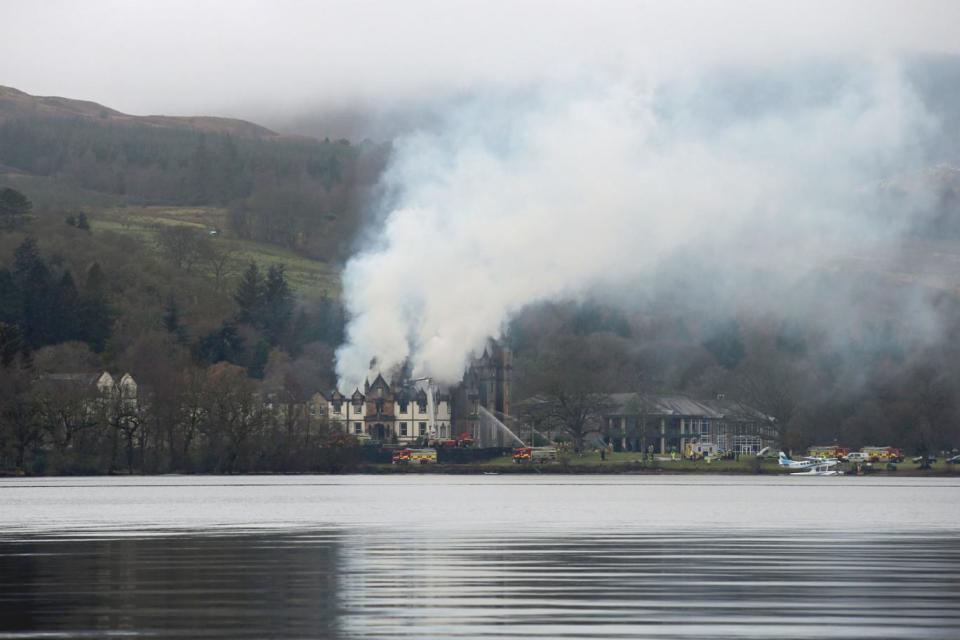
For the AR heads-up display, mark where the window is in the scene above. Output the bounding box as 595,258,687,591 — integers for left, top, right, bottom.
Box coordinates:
354,422,362,434
309,405,317,417
400,423,408,437
418,422,427,436
333,402,342,415
700,421,710,435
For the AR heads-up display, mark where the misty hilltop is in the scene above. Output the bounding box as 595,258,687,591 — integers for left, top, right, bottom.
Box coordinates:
0,85,280,138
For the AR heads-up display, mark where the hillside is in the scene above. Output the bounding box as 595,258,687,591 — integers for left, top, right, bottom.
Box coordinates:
0,85,390,263
0,88,367,404
0,85,280,138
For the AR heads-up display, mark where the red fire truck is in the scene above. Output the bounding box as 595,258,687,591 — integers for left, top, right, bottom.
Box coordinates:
433,432,476,448
807,445,851,461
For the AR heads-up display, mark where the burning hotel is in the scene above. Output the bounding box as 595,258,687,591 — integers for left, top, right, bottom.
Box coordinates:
311,342,512,447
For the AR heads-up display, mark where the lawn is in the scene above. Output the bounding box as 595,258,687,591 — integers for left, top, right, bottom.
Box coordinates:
91,205,341,297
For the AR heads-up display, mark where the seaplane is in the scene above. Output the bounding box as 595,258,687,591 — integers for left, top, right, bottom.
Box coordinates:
778,451,843,476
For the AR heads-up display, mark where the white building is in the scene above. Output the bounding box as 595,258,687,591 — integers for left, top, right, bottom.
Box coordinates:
308,374,452,444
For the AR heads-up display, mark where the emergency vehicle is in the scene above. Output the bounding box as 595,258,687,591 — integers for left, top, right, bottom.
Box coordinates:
807,445,850,460
683,441,718,460
391,448,438,464
860,446,904,463
512,447,558,463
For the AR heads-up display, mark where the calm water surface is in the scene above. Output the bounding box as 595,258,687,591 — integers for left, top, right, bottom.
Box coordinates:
1,475,958,639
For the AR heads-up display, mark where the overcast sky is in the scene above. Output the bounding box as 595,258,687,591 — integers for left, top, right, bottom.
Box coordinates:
2,0,959,136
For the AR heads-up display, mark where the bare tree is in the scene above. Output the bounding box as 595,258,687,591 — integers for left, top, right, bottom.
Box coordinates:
0,367,43,471
155,225,205,272
34,379,98,458
200,240,238,291
515,335,620,453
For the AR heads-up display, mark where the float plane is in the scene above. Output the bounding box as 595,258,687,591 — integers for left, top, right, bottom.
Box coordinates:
778,451,839,471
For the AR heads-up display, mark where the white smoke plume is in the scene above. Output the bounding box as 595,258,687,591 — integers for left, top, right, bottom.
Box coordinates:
335,61,933,392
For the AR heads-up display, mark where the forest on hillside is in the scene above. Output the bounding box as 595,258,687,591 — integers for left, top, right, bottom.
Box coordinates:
0,114,389,259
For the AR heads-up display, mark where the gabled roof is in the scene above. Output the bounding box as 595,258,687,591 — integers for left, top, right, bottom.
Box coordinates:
369,373,390,391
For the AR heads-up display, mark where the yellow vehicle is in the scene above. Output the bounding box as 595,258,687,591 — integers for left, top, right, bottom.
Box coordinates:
408,448,437,464
683,441,718,460
392,448,437,464
860,446,904,463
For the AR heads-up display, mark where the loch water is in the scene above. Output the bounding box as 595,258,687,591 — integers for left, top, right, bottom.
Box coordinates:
1,475,959,639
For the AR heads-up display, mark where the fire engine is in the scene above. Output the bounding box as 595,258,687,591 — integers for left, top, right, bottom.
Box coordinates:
391,448,438,464
512,447,558,463
860,446,904,463
807,445,851,461
433,432,475,448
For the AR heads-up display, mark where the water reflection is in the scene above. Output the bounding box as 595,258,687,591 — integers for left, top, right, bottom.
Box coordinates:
0,532,343,638
2,529,959,639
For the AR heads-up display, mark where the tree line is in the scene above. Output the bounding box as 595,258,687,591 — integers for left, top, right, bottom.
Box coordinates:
511,300,960,458
0,190,355,474
0,360,361,475
0,115,389,259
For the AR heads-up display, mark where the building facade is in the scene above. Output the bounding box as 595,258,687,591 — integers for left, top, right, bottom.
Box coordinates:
309,342,513,445
308,374,454,444
602,393,777,455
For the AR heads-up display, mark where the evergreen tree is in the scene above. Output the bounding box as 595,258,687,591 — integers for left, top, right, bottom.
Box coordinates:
0,187,32,230
288,309,310,356
315,294,345,346
234,262,264,326
162,294,189,344
0,322,24,367
193,321,244,365
262,264,293,345
54,270,80,343
11,238,55,348
0,269,19,325
78,262,113,352
76,212,90,230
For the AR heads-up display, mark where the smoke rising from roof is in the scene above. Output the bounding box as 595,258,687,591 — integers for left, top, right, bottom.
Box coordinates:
334,61,939,391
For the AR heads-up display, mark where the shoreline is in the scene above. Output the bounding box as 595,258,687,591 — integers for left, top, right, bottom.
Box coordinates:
3,463,958,478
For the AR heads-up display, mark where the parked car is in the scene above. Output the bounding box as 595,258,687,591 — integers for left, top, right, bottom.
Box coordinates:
912,455,937,464
846,452,869,463
947,454,960,465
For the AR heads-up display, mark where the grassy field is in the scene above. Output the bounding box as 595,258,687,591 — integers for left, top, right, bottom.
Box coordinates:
91,205,341,297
